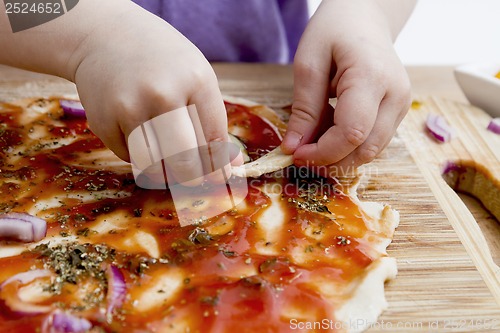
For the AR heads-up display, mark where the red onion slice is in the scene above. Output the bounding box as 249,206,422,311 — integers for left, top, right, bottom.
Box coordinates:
106,265,126,316
426,113,454,142
0,218,33,242
442,161,466,175
42,310,93,333
487,117,500,134
0,269,54,315
0,212,47,242
59,100,86,118
1,269,53,287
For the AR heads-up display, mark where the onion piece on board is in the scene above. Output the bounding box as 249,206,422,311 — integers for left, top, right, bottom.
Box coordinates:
425,113,454,142
487,117,500,134
441,161,466,175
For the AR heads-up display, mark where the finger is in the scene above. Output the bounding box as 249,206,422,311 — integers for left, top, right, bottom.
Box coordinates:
148,106,205,186
332,75,411,171
281,32,331,154
136,69,230,187
230,150,244,167
293,74,384,166
188,73,233,183
317,94,410,178
331,103,398,173
78,90,132,161
314,103,335,141
86,106,130,161
197,139,233,185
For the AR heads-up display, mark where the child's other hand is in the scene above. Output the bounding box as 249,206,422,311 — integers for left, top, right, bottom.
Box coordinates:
282,0,415,176
73,2,229,185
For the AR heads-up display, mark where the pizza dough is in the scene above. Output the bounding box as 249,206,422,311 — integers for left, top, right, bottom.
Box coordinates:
0,97,398,333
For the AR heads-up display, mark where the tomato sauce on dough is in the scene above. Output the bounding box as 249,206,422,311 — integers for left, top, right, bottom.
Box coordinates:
0,99,373,333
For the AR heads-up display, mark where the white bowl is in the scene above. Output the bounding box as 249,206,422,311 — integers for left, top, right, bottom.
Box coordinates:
454,63,500,117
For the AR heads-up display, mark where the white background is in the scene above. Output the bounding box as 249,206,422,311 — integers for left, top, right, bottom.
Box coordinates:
308,0,500,65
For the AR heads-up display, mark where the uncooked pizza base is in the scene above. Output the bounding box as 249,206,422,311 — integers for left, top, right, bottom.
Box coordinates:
0,96,399,333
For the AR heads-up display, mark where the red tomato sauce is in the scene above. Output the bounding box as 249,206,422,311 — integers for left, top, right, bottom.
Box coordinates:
0,99,373,333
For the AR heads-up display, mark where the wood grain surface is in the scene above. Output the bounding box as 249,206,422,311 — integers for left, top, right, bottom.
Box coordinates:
402,97,500,302
0,64,499,332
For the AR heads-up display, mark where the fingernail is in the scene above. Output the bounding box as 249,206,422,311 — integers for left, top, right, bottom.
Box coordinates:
284,131,303,151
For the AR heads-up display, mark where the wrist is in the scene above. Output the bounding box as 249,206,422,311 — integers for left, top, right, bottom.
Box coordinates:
67,0,137,83
0,0,138,82
316,0,394,45
374,0,417,42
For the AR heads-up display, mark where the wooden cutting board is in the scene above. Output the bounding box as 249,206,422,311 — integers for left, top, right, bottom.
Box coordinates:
402,97,499,298
389,97,500,331
0,64,499,332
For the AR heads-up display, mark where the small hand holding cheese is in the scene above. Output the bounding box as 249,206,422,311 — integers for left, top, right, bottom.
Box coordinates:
282,0,416,176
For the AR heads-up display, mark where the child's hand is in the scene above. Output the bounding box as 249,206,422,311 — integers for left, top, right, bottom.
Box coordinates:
281,0,416,176
72,2,230,185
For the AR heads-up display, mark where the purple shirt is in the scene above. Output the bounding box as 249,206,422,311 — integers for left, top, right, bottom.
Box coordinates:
132,0,309,63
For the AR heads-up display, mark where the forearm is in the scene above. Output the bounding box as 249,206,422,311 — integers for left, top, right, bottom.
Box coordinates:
0,0,134,81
